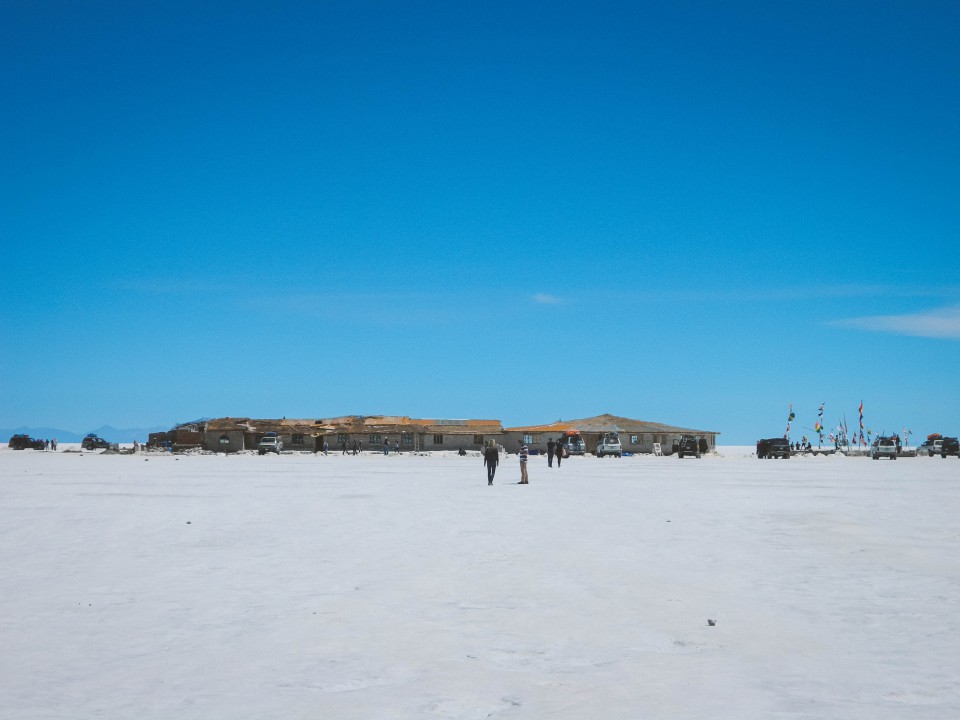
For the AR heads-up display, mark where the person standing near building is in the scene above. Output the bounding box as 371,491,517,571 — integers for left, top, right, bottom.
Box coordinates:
555,438,563,468
518,441,529,484
546,438,556,467
483,441,499,485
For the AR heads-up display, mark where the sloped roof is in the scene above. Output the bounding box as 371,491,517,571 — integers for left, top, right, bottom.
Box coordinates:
504,413,719,436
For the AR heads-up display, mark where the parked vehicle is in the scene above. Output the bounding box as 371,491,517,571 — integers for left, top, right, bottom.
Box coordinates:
920,434,943,457
756,437,791,459
596,432,622,458
871,436,898,460
940,437,959,458
258,432,283,455
8,434,44,450
81,433,110,450
673,435,702,459
560,429,586,456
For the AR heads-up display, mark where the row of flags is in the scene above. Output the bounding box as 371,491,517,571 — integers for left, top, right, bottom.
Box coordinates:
784,402,911,448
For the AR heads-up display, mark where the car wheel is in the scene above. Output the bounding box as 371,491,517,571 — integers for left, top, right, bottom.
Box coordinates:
678,452,684,459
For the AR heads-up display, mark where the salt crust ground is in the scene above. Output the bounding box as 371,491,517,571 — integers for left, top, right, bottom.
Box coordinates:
1,447,958,719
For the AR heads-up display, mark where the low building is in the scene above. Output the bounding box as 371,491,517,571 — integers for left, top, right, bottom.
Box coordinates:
147,420,206,450
503,413,719,455
202,416,503,453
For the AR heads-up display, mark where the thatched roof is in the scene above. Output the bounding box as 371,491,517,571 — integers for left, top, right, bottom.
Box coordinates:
203,416,503,435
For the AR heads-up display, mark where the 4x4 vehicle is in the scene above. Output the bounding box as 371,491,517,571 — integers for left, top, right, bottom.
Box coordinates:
756,437,791,459
257,432,283,455
81,433,110,450
918,439,937,456
596,432,622,458
940,437,959,458
871,436,898,460
673,435,703,459
559,430,586,456
8,434,44,450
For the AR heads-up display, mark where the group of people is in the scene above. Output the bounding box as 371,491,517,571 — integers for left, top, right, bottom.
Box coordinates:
334,439,404,456
483,437,568,485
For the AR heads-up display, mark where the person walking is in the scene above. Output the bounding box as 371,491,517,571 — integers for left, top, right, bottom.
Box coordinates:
383,437,390,456
483,441,499,485
555,438,564,467
546,438,556,467
518,441,529,484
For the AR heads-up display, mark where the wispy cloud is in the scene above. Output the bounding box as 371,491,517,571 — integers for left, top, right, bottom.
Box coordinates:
828,305,960,340
532,293,564,305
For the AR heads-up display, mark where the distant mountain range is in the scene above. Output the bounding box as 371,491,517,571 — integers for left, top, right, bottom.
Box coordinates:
2,425,170,444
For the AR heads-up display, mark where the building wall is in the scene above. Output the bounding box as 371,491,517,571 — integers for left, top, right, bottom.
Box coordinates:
204,430,247,452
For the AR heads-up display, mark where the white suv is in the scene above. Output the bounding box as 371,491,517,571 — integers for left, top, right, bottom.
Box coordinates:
871,436,897,460
596,432,622,458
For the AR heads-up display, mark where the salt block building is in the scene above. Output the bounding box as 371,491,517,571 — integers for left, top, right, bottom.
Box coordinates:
199,416,504,453
502,413,719,455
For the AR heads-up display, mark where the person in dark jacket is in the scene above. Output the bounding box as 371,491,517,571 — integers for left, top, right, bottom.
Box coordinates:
547,438,556,467
483,441,499,485
555,438,564,467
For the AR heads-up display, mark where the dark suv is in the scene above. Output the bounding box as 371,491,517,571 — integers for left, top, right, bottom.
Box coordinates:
757,437,791,459
941,437,959,458
8,434,44,450
673,435,703,459
81,433,110,450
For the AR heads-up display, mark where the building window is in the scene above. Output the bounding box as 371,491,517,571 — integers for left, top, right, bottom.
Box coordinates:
523,434,533,445
401,433,414,447
630,435,639,445
433,434,444,445
474,434,484,445
338,434,350,444
291,434,305,445
370,434,381,444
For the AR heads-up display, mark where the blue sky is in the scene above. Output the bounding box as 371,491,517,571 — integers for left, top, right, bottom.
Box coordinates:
2,0,958,444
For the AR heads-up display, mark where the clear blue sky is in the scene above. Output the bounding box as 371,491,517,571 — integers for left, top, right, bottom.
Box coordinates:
2,0,958,444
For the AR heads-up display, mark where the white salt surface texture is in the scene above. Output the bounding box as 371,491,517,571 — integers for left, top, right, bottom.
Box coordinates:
1,447,958,719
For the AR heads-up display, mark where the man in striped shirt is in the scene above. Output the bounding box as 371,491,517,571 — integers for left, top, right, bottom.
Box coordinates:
518,441,529,484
